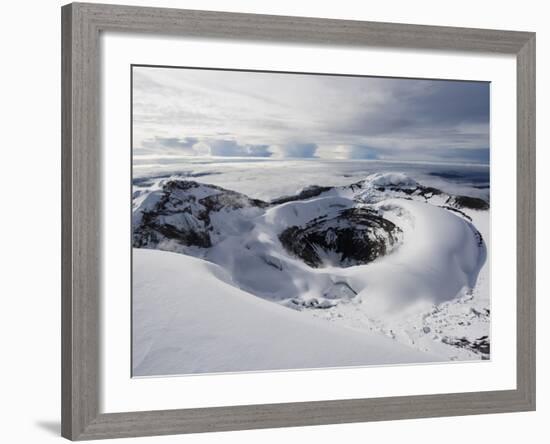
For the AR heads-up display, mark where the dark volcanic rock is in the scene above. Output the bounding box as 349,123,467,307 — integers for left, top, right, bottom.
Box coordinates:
446,195,489,210
377,185,442,199
133,180,267,250
442,335,490,357
134,209,212,249
270,185,332,205
279,207,401,268
345,179,442,201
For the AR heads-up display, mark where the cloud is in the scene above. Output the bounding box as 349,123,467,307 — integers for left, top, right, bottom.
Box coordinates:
316,143,488,164
132,67,490,163
270,143,318,158
205,140,272,157
141,136,198,151
435,147,490,163
316,145,380,160
136,137,272,158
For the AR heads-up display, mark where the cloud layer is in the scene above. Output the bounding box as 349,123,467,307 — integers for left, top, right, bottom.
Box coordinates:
133,67,490,163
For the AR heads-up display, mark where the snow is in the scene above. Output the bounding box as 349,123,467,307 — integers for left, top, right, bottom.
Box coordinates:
261,195,351,231
132,163,491,373
133,249,437,376
307,198,490,361
345,198,486,318
188,179,485,317
364,172,418,188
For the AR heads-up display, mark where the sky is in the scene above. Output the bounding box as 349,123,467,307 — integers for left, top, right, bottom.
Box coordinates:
132,66,490,164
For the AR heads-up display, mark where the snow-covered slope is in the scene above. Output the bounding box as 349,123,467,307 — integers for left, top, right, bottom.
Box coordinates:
132,171,490,370
133,249,438,376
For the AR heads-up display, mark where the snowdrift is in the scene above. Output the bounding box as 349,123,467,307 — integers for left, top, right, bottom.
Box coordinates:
133,249,439,376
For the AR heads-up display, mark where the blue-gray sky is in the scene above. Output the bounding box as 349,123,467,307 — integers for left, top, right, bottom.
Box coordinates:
133,67,489,163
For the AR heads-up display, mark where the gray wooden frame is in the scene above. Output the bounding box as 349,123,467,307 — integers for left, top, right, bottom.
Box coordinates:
61,2,536,440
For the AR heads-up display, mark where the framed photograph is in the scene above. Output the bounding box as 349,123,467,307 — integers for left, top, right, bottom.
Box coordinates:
62,2,536,440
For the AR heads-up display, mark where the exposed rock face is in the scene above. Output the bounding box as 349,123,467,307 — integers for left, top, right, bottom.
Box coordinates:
270,185,332,205
344,173,489,210
279,207,402,268
445,195,490,211
134,209,213,249
132,180,267,250
442,335,490,357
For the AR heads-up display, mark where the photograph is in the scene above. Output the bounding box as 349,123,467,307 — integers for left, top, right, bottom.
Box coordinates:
2,1,540,442
131,66,491,377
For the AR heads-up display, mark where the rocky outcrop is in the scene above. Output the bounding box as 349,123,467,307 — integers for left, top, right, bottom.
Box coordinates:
133,180,267,250
270,185,332,205
442,335,490,358
279,207,402,268
445,195,490,210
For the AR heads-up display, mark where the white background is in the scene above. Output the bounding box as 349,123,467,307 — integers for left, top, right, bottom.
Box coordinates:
0,0,547,443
